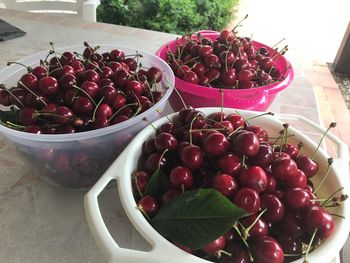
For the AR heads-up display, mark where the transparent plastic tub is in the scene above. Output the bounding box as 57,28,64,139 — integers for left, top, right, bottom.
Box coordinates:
156,31,294,112
0,45,174,189
85,107,350,263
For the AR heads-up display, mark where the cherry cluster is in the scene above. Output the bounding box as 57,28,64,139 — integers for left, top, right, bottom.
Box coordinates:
0,42,164,134
164,29,288,89
133,107,342,263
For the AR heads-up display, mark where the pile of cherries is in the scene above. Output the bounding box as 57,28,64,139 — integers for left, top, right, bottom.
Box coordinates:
133,107,344,263
0,42,164,134
164,29,288,89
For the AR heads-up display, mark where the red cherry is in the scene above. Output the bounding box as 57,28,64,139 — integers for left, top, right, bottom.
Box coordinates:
169,166,193,190
238,166,267,193
138,196,159,217
283,188,311,209
271,156,298,180
231,131,260,157
295,154,319,178
201,236,226,256
260,194,285,222
179,144,203,171
233,187,261,214
215,152,241,176
251,235,284,263
202,132,229,157
211,173,237,197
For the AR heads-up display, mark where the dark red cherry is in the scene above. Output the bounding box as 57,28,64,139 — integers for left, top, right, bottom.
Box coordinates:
38,76,58,96
294,154,319,178
132,170,150,194
154,132,178,152
260,194,285,222
211,173,238,197
215,153,241,176
249,143,273,168
238,166,267,193
137,196,159,217
18,73,38,91
231,131,260,157
179,144,203,171
250,235,284,263
240,214,269,237
271,156,298,180
202,132,230,157
201,236,226,256
283,188,311,209
233,187,261,213
169,166,193,190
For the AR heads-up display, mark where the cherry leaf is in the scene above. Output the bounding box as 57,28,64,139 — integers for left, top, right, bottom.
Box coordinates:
151,188,248,249
144,168,169,199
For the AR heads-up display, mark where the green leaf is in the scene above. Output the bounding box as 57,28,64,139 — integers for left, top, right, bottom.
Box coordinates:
144,168,170,198
151,188,248,249
0,110,17,124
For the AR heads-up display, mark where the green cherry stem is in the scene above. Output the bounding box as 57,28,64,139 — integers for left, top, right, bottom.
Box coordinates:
313,158,333,194
311,122,336,160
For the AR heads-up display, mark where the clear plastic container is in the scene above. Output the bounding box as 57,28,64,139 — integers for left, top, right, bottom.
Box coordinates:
156,31,294,112
0,45,174,189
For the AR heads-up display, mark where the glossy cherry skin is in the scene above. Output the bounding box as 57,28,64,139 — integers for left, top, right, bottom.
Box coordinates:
225,113,246,129
283,187,311,209
221,242,250,263
201,236,226,256
154,132,178,153
53,106,74,125
294,154,319,178
211,173,238,197
260,194,285,222
271,156,298,180
132,170,150,194
238,166,267,193
39,76,58,96
233,187,261,214
262,171,277,194
276,211,303,238
179,144,203,171
249,143,273,168
73,97,94,115
245,125,269,143
137,196,159,217
250,235,284,263
231,131,260,157
169,166,193,190
240,214,269,237
283,169,307,189
215,153,241,176
18,73,38,91
202,132,229,157
301,205,335,239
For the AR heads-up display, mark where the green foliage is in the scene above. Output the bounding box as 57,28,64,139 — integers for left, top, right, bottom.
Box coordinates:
97,0,237,35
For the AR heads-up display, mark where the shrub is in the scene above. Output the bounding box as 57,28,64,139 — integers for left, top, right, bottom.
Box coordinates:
97,0,237,35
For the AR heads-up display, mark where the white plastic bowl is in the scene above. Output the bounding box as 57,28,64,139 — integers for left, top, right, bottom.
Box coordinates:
0,45,174,189
84,107,350,263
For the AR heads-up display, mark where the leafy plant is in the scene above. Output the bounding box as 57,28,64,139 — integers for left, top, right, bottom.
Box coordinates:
97,0,237,35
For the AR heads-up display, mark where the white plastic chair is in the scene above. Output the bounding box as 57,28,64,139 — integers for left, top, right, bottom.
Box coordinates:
0,0,100,22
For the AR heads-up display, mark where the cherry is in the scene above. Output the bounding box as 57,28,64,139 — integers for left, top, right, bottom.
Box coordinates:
59,73,76,91
179,144,203,171
9,87,28,108
60,51,76,65
219,50,235,66
204,54,220,69
25,91,48,109
124,80,144,97
53,106,74,125
240,214,269,237
202,132,229,156
95,103,113,119
271,156,298,180
249,143,273,168
294,154,319,178
154,132,178,152
219,68,237,86
146,66,162,83
276,211,303,238
211,173,238,197
201,236,226,256
284,169,307,189
192,63,206,77
137,196,159,218
221,242,250,263
183,71,199,84
245,125,269,143
237,70,254,82
91,116,109,129
225,113,246,129
260,194,285,222
283,188,311,209
18,108,38,125
112,93,127,110
18,73,38,91
82,69,100,83
301,205,335,239
132,170,150,194
238,166,267,193
81,81,100,98
198,45,213,58
250,235,284,263
73,97,94,115
70,60,85,74
24,125,42,134
231,131,260,157
262,170,277,194
31,65,47,79
109,49,125,61
233,187,261,213
0,89,11,106
169,166,193,190
215,152,241,176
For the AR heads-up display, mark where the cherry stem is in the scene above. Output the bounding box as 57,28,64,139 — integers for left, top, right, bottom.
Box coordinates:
245,111,274,121
156,109,172,123
166,79,187,109
157,149,168,171
72,84,97,106
220,89,224,120
18,80,47,106
3,120,25,130
231,14,249,34
2,88,25,108
313,158,333,194
311,122,336,160
92,96,105,121
184,56,200,65
303,228,318,263
108,102,138,122
189,116,198,145
241,208,267,239
137,205,151,221
321,187,344,207
142,117,158,131
7,61,32,72
132,170,144,198
49,42,63,69
227,125,244,139
232,223,254,262
216,249,232,258
329,213,346,219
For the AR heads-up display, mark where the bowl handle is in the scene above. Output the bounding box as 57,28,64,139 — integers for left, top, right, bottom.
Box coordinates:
276,113,349,177
84,153,152,263
84,149,193,263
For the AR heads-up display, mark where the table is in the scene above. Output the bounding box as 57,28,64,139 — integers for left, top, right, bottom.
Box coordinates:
0,9,342,263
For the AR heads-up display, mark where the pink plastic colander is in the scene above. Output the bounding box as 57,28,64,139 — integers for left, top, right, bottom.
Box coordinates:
156,30,294,112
